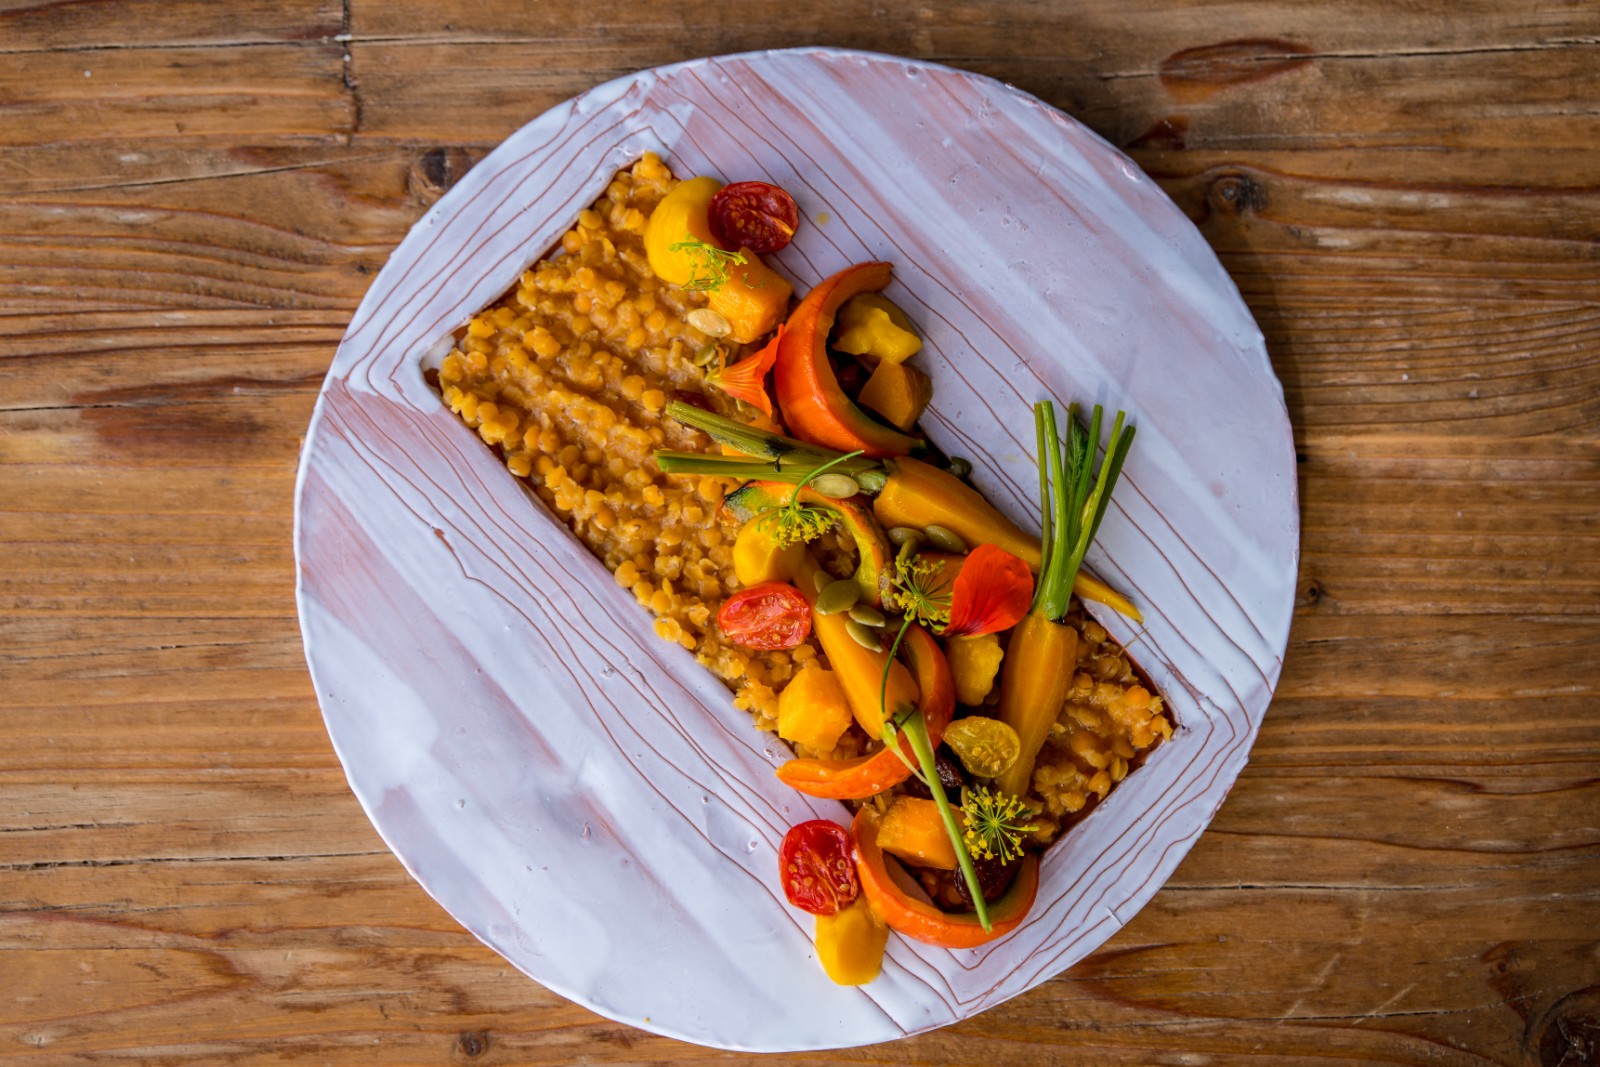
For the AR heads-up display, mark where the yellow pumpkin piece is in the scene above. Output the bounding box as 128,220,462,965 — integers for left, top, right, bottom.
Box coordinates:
815,897,887,985
733,519,803,586
835,293,922,365
876,796,958,870
946,631,1004,706
706,253,793,344
776,666,853,752
643,176,723,286
858,359,932,432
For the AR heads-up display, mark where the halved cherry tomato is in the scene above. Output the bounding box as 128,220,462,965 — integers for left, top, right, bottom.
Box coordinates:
709,181,799,254
779,820,858,915
717,581,811,651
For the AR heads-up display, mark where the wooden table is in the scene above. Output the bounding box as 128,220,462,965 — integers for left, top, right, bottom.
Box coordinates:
4,3,1596,1064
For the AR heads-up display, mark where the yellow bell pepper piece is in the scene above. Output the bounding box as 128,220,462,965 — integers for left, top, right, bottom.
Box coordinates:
814,897,888,985
643,176,723,286
732,520,803,586
834,293,922,365
776,665,853,752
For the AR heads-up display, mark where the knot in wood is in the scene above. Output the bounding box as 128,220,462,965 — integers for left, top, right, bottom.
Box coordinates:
455,1030,491,1058
1209,172,1267,217
410,147,477,206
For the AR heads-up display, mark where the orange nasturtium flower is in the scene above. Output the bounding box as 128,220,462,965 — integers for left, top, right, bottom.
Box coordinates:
707,324,784,418
942,544,1033,638
890,542,1033,639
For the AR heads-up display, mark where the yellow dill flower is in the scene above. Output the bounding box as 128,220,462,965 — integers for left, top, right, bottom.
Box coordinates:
960,786,1039,864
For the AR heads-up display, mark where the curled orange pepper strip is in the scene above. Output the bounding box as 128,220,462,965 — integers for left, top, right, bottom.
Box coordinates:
851,805,1038,949
774,262,923,458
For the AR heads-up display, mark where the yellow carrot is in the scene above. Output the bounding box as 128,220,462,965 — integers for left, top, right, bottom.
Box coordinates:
994,614,1077,797
875,456,1040,565
995,401,1136,799
794,552,917,738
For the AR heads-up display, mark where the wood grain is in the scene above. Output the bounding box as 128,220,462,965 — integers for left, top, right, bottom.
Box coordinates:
1,1,1596,1064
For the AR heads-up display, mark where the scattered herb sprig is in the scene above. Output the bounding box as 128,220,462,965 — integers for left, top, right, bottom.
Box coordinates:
669,236,747,292
755,449,866,548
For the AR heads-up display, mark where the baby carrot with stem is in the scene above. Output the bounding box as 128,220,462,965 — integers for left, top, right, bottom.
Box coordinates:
994,400,1136,799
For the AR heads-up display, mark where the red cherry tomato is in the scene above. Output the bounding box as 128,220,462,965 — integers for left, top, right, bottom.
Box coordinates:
709,181,800,254
779,820,859,916
717,581,812,650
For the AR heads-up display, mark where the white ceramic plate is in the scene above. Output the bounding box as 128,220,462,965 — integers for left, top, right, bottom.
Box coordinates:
294,48,1297,1052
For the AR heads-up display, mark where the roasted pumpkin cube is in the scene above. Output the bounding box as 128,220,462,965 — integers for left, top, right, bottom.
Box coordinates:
876,796,958,870
858,359,932,432
777,666,852,752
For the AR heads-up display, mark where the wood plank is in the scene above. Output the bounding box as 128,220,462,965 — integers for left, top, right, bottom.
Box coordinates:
0,846,1590,1064
3,152,1596,440
0,756,1592,1062
1,0,342,52
346,40,1598,148
1299,435,1600,615
0,46,354,147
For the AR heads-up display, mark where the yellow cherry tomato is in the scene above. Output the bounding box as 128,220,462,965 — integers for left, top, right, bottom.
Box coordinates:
943,716,1022,779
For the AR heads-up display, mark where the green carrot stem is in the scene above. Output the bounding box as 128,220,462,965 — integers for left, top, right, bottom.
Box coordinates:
665,401,855,470
877,615,987,925
1087,420,1136,545
901,711,991,931
654,451,880,483
1033,401,1074,620
1031,400,1135,624
1035,403,1053,574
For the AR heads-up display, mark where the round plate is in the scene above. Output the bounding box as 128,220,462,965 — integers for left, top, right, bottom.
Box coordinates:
294,48,1297,1052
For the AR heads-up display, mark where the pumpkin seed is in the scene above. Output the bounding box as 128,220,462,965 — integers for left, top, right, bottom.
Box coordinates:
812,569,833,594
944,456,973,479
686,308,731,338
848,604,886,628
811,473,860,500
691,342,721,367
924,524,968,553
815,578,862,615
853,469,888,493
846,619,884,652
887,526,924,549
